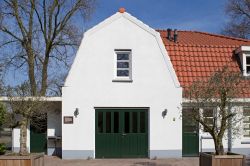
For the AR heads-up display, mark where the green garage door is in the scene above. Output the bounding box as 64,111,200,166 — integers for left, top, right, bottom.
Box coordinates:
95,109,148,158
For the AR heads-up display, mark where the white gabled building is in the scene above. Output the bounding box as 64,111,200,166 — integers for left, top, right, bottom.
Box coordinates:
11,8,250,159
62,8,182,159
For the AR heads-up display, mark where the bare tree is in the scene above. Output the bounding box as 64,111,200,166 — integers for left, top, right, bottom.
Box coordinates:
185,67,246,155
5,82,47,155
0,0,96,96
222,0,250,39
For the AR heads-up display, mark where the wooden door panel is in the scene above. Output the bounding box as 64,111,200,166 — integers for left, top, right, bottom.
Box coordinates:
95,109,148,158
30,115,47,153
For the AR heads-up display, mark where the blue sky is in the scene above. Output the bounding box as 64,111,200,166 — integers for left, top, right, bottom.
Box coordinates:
6,0,230,88
83,0,229,34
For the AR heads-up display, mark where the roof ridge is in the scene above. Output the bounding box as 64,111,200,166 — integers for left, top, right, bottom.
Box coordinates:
191,31,250,43
156,29,250,43
164,43,239,48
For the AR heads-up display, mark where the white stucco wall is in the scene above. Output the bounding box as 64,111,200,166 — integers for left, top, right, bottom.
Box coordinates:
12,127,30,153
62,12,182,159
47,103,62,156
48,108,62,137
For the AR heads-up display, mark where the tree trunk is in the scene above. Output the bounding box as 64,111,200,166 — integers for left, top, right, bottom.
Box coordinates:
19,119,28,155
214,137,224,155
26,46,37,96
40,45,52,96
40,56,48,96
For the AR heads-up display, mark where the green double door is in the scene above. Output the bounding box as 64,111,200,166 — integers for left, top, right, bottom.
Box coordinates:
182,109,199,157
95,109,148,158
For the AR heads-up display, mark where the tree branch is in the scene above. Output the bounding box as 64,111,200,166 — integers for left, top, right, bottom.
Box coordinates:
11,0,28,38
0,27,22,42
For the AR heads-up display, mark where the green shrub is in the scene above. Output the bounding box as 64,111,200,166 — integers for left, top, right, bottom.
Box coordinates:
0,103,6,127
0,143,6,155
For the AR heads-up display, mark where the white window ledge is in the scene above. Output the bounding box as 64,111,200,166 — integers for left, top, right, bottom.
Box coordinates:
241,140,250,144
200,135,213,139
112,79,133,82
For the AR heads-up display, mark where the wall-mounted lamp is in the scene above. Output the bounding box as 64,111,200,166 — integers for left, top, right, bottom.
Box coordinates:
162,109,168,119
74,108,79,117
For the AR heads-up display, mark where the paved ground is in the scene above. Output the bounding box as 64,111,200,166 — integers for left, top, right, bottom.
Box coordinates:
45,156,199,166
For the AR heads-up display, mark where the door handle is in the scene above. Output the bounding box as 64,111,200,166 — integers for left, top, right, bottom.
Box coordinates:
122,133,127,136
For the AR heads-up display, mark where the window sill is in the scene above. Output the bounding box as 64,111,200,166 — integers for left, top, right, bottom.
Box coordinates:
241,140,250,144
112,79,133,83
200,135,212,139
243,75,250,78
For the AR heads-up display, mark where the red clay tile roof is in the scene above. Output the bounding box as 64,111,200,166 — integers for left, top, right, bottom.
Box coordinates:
157,30,250,98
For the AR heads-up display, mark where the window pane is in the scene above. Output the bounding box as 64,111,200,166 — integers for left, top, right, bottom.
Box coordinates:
247,57,250,65
204,118,213,124
203,109,213,117
244,124,250,130
183,109,198,133
117,70,129,76
244,109,250,116
98,112,103,133
132,112,137,133
140,112,145,133
203,109,214,132
244,130,250,137
117,53,129,60
244,116,250,123
106,112,111,133
247,66,250,74
117,62,129,68
244,109,250,138
114,112,119,133
125,112,130,133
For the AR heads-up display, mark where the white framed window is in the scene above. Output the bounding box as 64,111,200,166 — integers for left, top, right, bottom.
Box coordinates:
243,108,250,138
236,46,250,76
203,108,215,132
113,49,132,82
245,55,250,76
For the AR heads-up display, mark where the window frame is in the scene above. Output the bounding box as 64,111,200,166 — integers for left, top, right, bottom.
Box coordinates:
113,49,132,82
243,108,250,138
245,55,250,76
202,108,216,133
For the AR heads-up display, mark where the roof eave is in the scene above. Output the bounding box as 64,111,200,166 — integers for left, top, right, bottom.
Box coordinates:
235,45,250,54
0,96,62,102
